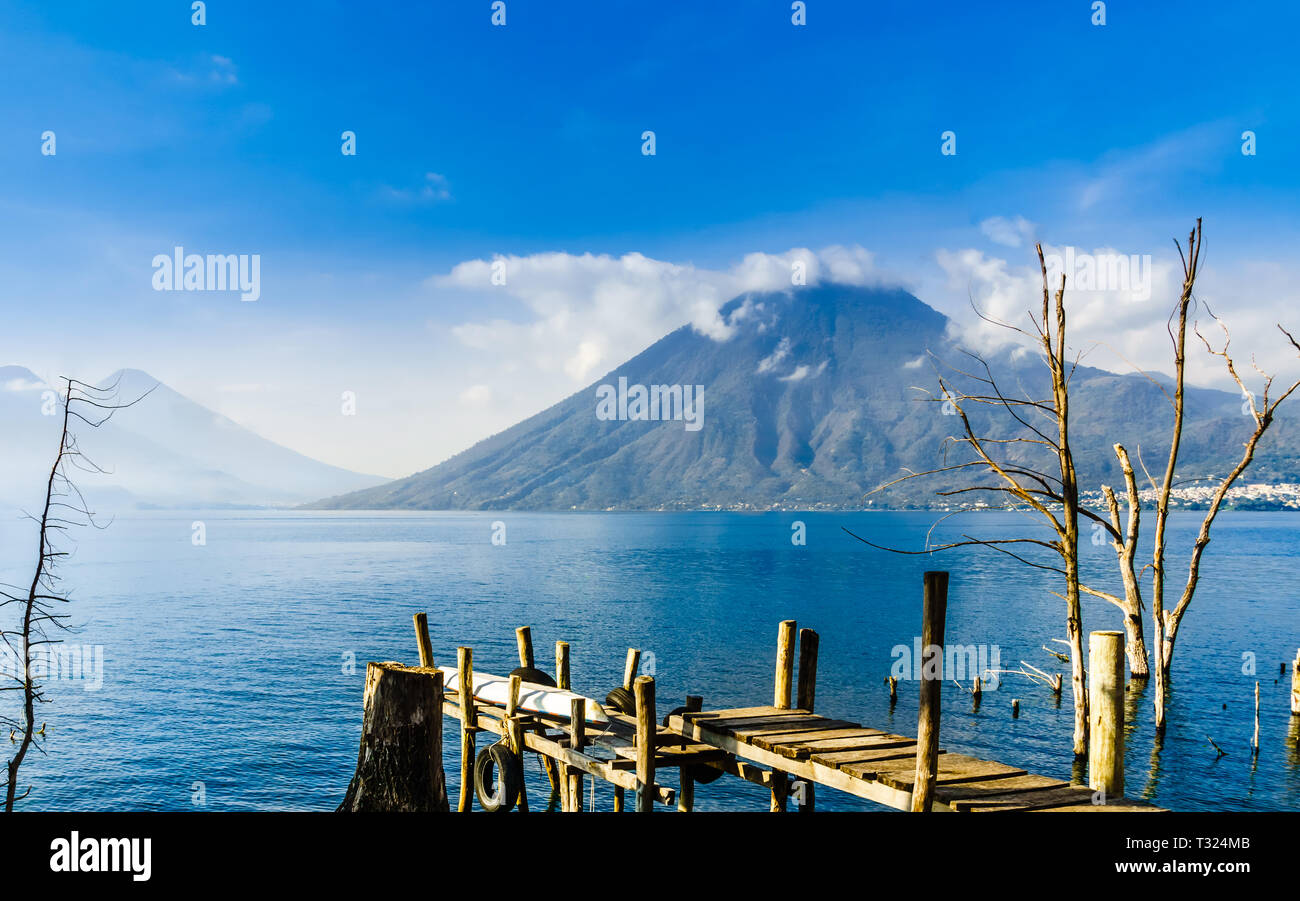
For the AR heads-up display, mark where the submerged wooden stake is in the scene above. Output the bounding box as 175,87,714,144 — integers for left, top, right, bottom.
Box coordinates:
457,646,475,813
634,676,655,813
1088,630,1125,797
413,613,435,668
338,662,448,812
887,675,898,704
1253,681,1261,757
911,571,948,812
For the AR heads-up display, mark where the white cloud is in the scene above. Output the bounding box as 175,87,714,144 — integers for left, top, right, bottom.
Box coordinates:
935,244,1300,395
979,215,1036,248
436,245,876,385
459,384,492,407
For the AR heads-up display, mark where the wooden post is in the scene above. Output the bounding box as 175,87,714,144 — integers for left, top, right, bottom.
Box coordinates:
1292,649,1300,716
413,613,435,668
457,646,475,813
1088,630,1125,797
910,571,948,812
612,787,624,812
887,676,898,705
1012,699,1020,717
622,648,641,690
770,620,797,812
338,662,448,812
556,641,571,691
506,673,528,812
568,698,585,813
774,620,797,710
1253,681,1261,757
677,695,703,813
634,675,655,812
972,676,982,706
796,628,818,812
516,626,534,669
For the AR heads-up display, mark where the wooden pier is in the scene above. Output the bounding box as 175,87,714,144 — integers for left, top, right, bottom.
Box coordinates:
340,572,1162,813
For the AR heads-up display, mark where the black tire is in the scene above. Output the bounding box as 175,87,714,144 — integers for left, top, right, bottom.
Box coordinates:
509,666,557,688
474,744,521,813
604,685,636,715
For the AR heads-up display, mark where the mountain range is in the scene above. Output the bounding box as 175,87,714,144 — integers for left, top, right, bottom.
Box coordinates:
311,284,1300,510
0,366,385,511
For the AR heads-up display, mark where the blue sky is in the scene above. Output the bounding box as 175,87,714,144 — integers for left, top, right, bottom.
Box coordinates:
2,1,1299,476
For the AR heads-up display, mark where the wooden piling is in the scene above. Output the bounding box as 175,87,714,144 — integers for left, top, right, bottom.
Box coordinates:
613,787,624,812
506,672,528,812
1012,698,1020,717
634,675,655,813
516,626,534,669
887,676,898,704
769,620,797,812
910,571,948,812
796,628,819,812
567,698,585,812
623,648,641,690
556,641,571,691
972,676,982,705
1292,649,1300,716
456,646,475,813
1088,630,1125,797
413,612,435,668
774,620,797,710
677,695,703,813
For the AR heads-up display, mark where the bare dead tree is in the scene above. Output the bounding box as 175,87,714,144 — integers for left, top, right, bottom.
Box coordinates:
847,242,1093,757
1,376,150,811
1139,245,1300,732
852,218,1298,749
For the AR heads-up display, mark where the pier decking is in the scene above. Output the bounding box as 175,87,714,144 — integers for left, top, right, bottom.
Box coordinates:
667,705,1158,812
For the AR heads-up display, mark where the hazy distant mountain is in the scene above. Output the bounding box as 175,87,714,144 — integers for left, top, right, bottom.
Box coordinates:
0,367,386,510
311,284,1299,511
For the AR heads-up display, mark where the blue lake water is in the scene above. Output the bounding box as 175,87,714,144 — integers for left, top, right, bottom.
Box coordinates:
1,510,1296,812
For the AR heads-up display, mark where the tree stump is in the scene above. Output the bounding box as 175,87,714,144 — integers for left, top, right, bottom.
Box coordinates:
338,662,449,812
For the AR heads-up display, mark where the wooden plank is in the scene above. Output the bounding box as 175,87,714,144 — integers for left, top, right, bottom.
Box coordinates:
686,707,811,725
937,773,1067,811
954,784,1094,812
856,753,1026,791
754,731,905,753
698,713,823,733
811,744,928,769
724,718,858,739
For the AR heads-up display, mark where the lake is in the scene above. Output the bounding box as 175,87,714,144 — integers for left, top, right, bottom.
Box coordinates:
1,510,1296,811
